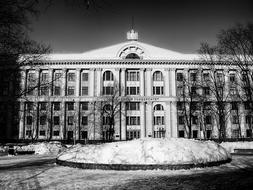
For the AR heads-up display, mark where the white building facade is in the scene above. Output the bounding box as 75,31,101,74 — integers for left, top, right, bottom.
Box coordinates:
12,30,252,141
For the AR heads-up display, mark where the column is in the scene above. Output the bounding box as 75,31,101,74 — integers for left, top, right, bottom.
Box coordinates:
165,102,171,137
35,68,40,96
121,102,126,140
170,101,177,137
146,69,152,96
89,68,95,97
140,102,146,138
75,101,80,141
60,101,65,139
19,101,25,139
62,69,67,96
76,69,81,96
140,69,145,96
121,68,126,96
224,69,229,98
170,69,176,97
96,68,102,96
226,104,232,138
164,69,170,96
49,69,53,96
239,103,246,137
146,101,153,137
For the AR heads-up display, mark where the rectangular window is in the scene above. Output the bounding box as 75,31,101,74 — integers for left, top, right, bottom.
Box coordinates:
179,130,185,137
203,73,210,81
205,115,212,125
41,73,49,82
153,116,165,125
81,131,88,139
126,86,140,95
177,86,183,96
246,129,252,138
230,88,236,95
126,116,140,125
216,72,223,82
206,130,212,139
67,73,75,81
54,86,61,96
190,72,197,81
26,130,32,136
203,87,210,96
193,130,198,138
68,116,74,125
231,102,238,110
40,86,49,96
177,73,183,81
26,116,33,125
153,86,164,95
82,86,89,96
53,116,60,125
40,115,47,125
40,102,47,111
127,130,140,140
81,102,89,111
53,130,60,136
27,86,34,96
28,73,35,82
192,116,198,125
67,86,75,96
26,102,34,111
191,87,197,95
178,116,184,125
53,102,60,111
204,102,211,110
67,102,74,110
232,115,239,124
54,73,62,81
244,102,251,110
126,102,140,110
103,86,114,95
177,102,184,110
39,130,46,136
126,71,139,81
81,116,88,125
230,73,236,83
82,73,89,81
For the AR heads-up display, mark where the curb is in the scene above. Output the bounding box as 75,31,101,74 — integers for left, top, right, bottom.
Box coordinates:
56,158,232,171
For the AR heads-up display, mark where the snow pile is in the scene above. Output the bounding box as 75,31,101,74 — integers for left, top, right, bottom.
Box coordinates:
220,141,253,153
16,141,66,155
58,138,230,165
0,146,7,153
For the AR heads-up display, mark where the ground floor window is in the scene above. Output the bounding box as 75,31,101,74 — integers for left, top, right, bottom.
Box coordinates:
206,130,212,139
192,130,198,138
53,130,59,136
39,130,46,136
179,130,185,137
26,130,32,136
127,130,140,140
81,131,88,139
67,131,73,140
154,129,165,138
246,129,252,138
232,129,240,138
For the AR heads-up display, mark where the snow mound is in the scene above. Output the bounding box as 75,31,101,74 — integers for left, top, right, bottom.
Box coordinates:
58,138,230,165
220,141,253,153
16,142,66,155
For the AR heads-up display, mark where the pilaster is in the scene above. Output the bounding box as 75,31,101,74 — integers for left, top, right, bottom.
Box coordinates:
76,69,81,96
146,101,153,137
170,101,177,137
164,69,170,96
89,68,95,97
96,68,102,96
170,68,176,97
140,68,145,96
165,101,171,137
140,102,146,138
19,101,25,139
120,68,126,96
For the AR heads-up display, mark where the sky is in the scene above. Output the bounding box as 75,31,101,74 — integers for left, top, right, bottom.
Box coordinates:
30,0,253,54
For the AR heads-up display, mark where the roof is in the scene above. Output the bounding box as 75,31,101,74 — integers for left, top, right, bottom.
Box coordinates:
44,41,200,61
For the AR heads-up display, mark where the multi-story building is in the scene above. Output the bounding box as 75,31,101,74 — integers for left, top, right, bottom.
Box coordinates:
0,29,252,141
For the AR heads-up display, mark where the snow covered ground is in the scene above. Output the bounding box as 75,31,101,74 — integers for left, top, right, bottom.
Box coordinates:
58,138,230,165
220,141,253,153
15,141,66,155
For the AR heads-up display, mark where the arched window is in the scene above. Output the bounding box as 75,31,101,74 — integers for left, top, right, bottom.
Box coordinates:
103,71,114,81
154,104,164,111
125,53,140,59
153,71,163,81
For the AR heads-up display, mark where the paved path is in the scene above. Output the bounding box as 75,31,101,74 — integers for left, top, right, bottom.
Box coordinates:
0,155,253,189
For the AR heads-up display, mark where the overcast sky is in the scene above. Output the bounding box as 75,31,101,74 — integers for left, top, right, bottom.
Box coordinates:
30,0,253,54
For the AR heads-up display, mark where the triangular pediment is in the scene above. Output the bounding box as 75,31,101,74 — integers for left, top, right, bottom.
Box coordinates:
46,41,199,61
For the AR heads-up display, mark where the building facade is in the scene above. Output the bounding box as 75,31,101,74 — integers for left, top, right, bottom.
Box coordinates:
1,29,252,141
